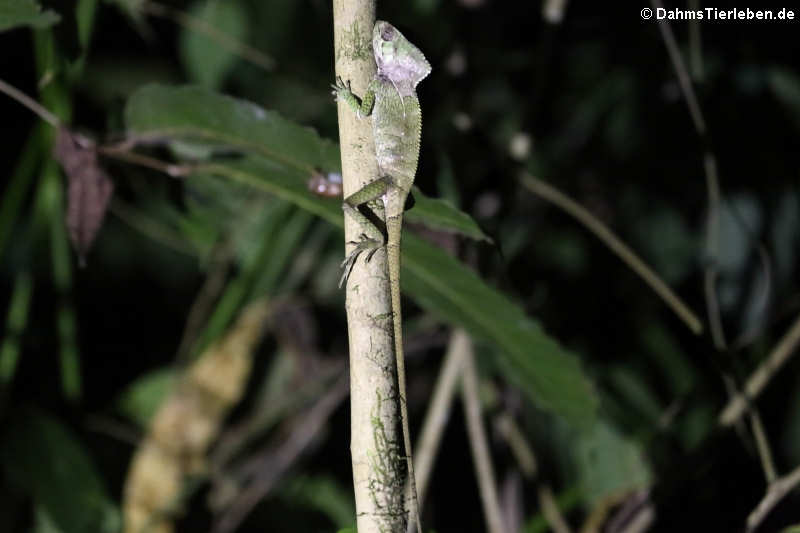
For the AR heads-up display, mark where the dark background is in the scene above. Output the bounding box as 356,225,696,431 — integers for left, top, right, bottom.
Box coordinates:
1,1,800,532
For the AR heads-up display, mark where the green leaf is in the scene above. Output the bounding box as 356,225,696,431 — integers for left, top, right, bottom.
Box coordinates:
0,409,120,533
115,368,176,427
402,233,596,424
126,84,488,241
124,84,340,173
124,85,598,425
407,186,492,242
281,475,356,529
179,0,247,89
204,157,597,424
575,421,651,505
768,67,800,129
0,0,59,32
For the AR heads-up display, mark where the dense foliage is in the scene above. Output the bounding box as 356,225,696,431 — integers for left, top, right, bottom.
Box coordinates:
1,1,799,532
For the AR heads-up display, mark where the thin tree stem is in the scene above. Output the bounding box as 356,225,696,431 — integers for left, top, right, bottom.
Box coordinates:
0,78,60,127
461,338,506,533
720,313,800,426
413,330,466,505
521,173,703,335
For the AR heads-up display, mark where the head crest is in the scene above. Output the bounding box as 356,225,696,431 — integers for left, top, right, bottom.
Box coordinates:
373,21,431,88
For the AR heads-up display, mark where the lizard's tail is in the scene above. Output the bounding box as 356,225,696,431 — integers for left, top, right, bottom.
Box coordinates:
386,216,423,533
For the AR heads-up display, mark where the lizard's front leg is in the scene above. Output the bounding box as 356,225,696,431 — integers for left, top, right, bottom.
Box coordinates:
339,176,392,288
332,76,375,118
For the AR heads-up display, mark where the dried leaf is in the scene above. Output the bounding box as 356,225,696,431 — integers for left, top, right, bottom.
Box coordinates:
53,127,113,265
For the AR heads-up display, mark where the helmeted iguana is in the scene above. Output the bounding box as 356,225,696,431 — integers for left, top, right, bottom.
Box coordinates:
333,20,431,533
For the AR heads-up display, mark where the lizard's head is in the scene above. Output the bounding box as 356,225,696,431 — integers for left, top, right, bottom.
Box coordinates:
373,21,431,88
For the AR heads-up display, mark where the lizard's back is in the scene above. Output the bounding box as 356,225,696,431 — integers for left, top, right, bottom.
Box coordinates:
371,78,422,194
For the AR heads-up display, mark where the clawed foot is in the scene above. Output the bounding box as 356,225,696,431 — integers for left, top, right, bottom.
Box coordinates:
331,76,351,102
339,233,384,288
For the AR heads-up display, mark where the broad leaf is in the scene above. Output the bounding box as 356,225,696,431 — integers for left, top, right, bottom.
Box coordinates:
575,421,651,505
126,84,488,241
0,0,59,32
125,84,340,172
0,409,120,533
115,367,176,427
124,84,598,424
282,475,356,529
407,186,492,242
179,0,247,89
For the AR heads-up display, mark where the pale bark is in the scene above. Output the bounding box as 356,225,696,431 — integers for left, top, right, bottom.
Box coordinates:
333,1,408,532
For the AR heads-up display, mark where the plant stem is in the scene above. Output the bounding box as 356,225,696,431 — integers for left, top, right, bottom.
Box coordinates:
333,2,409,533
521,173,703,335
461,337,506,533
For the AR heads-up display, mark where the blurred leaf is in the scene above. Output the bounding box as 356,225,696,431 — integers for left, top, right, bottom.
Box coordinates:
575,421,651,505
767,67,800,128
124,85,598,425
116,368,176,427
179,0,247,89
80,58,179,107
74,0,98,49
771,188,799,283
632,207,696,284
0,0,59,32
403,234,597,425
640,323,695,397
281,475,356,529
127,84,492,242
0,125,43,258
608,366,662,423
407,186,492,242
34,507,64,533
678,404,713,451
0,409,120,533
711,194,761,277
212,157,599,424
0,271,33,399
124,84,340,172
535,229,588,275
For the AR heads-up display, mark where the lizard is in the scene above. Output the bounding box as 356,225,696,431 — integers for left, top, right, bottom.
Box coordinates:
332,20,431,533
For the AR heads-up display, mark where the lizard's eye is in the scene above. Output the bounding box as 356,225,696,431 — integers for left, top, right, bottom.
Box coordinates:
381,26,395,41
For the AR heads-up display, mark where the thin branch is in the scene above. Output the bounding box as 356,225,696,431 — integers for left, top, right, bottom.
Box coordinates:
175,242,235,362
650,0,706,135
746,464,800,532
732,244,773,350
414,330,467,506
140,1,276,72
702,153,727,350
750,410,778,484
494,413,537,477
521,173,703,335
461,338,506,533
211,374,349,533
97,144,195,177
687,0,704,81
494,412,574,533
0,78,60,127
537,486,572,533
650,0,732,351
719,313,800,426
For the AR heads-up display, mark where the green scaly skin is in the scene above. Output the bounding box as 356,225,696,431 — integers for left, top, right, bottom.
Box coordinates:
333,20,431,533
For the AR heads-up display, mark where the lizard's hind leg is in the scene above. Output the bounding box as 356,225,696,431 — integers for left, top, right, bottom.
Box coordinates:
339,177,391,288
